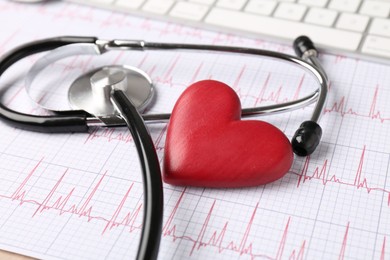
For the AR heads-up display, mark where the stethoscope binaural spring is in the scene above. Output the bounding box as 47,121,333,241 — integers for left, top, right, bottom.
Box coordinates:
0,35,329,260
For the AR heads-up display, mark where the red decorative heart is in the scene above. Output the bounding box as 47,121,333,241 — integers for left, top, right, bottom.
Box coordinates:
163,80,293,188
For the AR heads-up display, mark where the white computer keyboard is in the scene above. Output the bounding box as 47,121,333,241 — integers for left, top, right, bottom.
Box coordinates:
67,0,390,63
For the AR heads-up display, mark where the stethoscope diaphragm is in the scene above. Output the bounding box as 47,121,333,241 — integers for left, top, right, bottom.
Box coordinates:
68,65,154,116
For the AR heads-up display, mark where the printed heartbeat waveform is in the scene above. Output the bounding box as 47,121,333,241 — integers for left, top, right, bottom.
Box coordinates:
84,125,167,150
236,73,306,106
163,190,307,260
0,160,307,259
324,85,390,123
292,146,390,205
1,160,379,259
0,152,388,259
85,134,390,208
81,79,390,155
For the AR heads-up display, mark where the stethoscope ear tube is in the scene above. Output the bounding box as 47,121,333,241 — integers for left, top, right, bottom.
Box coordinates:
0,106,90,133
0,36,98,75
110,89,163,260
291,35,327,156
0,35,329,157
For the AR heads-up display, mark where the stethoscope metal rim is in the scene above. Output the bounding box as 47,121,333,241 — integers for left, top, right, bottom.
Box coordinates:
25,42,155,116
68,65,154,116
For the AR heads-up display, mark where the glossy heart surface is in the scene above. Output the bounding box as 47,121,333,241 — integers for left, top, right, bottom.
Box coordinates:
163,80,293,187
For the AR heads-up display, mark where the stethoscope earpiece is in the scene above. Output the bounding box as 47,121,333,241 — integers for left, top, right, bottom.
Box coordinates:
291,120,323,156
293,35,318,58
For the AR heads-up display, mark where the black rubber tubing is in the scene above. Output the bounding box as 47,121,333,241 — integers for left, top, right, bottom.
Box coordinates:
0,36,98,132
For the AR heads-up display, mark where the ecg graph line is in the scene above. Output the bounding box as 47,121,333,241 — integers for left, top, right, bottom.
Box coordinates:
324,85,390,123
381,236,387,260
0,161,308,259
85,121,390,206
0,157,388,259
85,125,390,209
292,146,390,205
338,222,349,260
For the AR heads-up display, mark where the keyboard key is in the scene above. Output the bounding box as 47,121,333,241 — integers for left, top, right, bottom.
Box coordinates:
328,0,361,12
76,0,390,63
216,0,247,10
304,7,337,26
362,35,390,58
244,0,277,16
369,18,390,37
115,0,145,9
274,3,307,21
359,1,390,18
142,0,174,14
170,2,209,21
298,0,329,7
336,13,369,32
90,0,114,3
190,0,216,4
205,8,362,51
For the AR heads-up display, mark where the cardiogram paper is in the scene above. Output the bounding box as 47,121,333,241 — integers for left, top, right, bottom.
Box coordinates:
1,1,390,259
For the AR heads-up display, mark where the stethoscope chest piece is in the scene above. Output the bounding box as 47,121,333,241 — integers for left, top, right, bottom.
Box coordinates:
68,65,154,115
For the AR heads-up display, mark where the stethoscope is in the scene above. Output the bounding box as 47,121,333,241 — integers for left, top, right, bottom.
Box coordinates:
0,35,328,260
